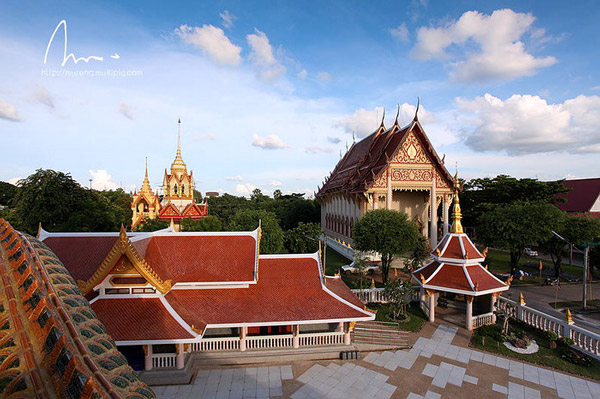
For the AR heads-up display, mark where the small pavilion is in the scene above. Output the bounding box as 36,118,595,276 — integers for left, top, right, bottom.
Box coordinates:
412,176,509,330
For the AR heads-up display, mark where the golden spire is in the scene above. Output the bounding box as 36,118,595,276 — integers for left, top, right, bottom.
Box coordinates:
171,118,188,177
449,170,464,234
140,157,153,196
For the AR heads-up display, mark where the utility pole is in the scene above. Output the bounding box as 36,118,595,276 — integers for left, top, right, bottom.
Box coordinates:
583,243,589,309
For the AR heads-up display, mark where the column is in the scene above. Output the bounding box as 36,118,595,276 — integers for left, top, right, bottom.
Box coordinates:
466,296,473,331
175,343,184,369
374,195,379,210
443,195,449,235
240,326,247,352
144,345,153,371
428,290,435,322
430,173,438,248
343,322,351,345
386,171,392,209
293,325,300,349
490,293,499,323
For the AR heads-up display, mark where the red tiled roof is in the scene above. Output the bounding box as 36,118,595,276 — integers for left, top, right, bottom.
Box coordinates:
461,236,483,259
440,236,463,259
466,265,506,292
427,265,472,292
556,178,600,213
91,297,194,341
415,261,440,281
44,236,117,282
139,235,256,283
435,235,483,260
325,277,365,309
165,257,370,327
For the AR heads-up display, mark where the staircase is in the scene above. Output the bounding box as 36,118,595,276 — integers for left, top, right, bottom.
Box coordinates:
351,321,409,348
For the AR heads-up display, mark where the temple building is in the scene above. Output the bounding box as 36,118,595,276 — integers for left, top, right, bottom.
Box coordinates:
131,120,208,231
316,106,455,253
412,176,509,331
0,219,155,398
556,177,600,218
38,224,374,372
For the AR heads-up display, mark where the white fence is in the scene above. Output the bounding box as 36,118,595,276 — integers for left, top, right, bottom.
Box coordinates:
246,334,294,350
151,353,176,369
472,312,495,329
497,297,600,358
325,236,354,260
191,337,240,352
300,332,345,346
351,287,421,304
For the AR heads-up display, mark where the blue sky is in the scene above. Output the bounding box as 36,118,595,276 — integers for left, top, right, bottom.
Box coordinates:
0,1,599,197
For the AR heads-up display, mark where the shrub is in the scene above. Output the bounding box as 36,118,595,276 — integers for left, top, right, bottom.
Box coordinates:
558,336,575,348
546,330,558,341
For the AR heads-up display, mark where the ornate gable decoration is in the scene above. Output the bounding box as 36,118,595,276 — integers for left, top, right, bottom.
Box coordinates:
391,131,431,164
160,202,181,218
79,226,172,294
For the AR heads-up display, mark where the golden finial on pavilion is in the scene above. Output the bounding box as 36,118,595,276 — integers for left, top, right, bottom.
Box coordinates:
518,292,526,305
371,278,375,289
565,308,574,324
450,170,464,234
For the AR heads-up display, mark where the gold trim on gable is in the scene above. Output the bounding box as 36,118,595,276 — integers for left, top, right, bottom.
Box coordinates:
80,226,172,295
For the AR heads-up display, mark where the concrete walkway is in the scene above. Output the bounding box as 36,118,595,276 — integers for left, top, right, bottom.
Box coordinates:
152,322,600,399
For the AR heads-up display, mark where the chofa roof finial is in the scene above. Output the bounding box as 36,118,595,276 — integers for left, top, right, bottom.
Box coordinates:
394,103,400,126
414,97,420,121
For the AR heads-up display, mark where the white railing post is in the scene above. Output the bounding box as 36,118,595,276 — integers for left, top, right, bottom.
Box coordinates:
240,326,247,352
293,325,300,349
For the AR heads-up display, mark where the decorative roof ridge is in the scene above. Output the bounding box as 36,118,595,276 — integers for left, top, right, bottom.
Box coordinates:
80,226,172,295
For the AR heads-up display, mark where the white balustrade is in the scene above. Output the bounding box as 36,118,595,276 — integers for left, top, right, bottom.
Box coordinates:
351,288,386,303
191,337,240,352
246,334,293,350
299,332,345,347
498,297,600,357
151,353,176,369
472,312,494,329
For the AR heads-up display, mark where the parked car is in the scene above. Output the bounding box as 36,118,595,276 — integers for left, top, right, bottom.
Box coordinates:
524,248,538,257
341,261,380,275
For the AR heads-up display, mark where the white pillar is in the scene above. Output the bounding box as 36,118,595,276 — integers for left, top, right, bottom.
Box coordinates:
144,345,153,371
428,291,435,322
430,174,438,248
240,326,247,352
490,294,498,323
374,195,379,210
293,325,300,349
466,296,473,331
443,195,449,235
176,343,184,369
386,172,392,210
343,322,351,345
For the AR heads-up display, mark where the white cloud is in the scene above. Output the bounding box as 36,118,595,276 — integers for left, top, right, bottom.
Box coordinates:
305,145,333,154
7,177,22,185
268,180,282,186
411,9,557,82
318,72,332,81
175,24,242,66
118,103,133,120
33,86,55,108
89,169,119,190
0,99,21,121
235,183,256,196
219,10,237,29
457,93,600,155
251,133,289,149
246,29,286,81
327,136,341,144
226,175,244,181
390,23,410,43
297,69,308,79
336,103,436,138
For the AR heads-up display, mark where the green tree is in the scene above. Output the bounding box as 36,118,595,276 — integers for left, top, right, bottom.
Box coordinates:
478,202,564,273
181,216,222,232
0,181,17,206
383,278,412,320
405,236,429,271
206,194,251,229
230,209,284,254
11,169,125,234
134,218,169,232
353,209,419,284
97,188,133,228
461,175,569,229
284,222,321,253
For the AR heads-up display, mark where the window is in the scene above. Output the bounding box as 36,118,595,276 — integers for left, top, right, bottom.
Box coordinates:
132,288,156,294
105,288,130,295
181,184,185,194
174,184,178,194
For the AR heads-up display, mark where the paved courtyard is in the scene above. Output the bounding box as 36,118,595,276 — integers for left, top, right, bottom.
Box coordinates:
153,323,600,399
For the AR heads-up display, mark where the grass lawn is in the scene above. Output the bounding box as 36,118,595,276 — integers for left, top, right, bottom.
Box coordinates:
366,302,428,332
549,299,600,309
486,249,584,280
471,321,600,380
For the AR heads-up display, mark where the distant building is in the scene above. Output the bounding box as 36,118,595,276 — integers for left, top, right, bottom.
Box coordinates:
0,218,155,397
556,178,600,218
131,120,208,230
205,191,220,198
38,224,373,372
316,107,455,251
